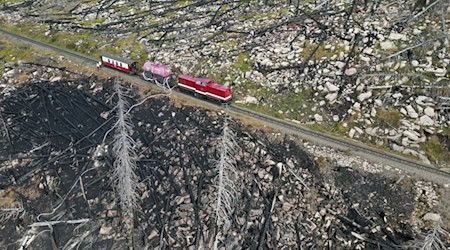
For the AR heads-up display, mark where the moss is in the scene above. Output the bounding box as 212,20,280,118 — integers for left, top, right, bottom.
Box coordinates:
233,52,251,72
0,39,35,63
375,107,402,127
240,7,289,21
80,18,106,26
301,41,345,60
422,136,450,164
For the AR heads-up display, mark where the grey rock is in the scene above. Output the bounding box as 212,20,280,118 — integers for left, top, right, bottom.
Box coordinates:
406,105,418,119
424,107,435,117
357,91,372,102
422,213,441,222
314,114,323,122
418,115,434,126
403,131,419,141
325,82,339,92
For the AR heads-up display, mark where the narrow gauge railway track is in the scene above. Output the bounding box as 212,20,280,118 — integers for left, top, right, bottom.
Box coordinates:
1,28,449,185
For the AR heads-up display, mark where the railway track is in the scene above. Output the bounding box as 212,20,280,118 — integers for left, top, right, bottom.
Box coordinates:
1,28,449,185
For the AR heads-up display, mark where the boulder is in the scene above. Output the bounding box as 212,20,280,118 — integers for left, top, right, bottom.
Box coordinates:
325,93,338,103
314,114,323,122
406,105,418,119
422,213,441,222
403,131,419,141
392,143,404,152
244,96,258,105
380,41,395,50
325,82,339,92
424,107,435,117
357,91,372,102
388,33,407,41
345,68,357,76
349,128,356,138
418,115,434,126
416,96,433,106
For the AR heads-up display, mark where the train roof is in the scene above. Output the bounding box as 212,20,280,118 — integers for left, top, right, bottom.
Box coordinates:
100,53,136,65
208,82,230,92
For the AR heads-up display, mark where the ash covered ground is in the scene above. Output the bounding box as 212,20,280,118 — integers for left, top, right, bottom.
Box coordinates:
0,62,448,249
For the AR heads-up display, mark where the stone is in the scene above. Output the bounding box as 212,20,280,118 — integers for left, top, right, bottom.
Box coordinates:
411,60,419,66
314,114,323,122
418,115,434,126
325,93,338,103
422,213,441,222
388,33,407,41
413,29,421,35
392,144,404,152
406,105,418,119
349,128,356,138
357,91,372,102
403,148,419,157
370,108,377,117
332,115,339,122
3,69,15,78
100,224,112,235
345,68,357,76
416,96,433,106
244,96,258,105
50,76,62,82
335,61,346,69
380,41,395,50
424,107,435,117
325,82,339,92
403,131,419,141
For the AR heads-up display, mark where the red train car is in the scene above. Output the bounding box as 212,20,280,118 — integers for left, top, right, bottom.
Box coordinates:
178,75,232,102
100,53,137,74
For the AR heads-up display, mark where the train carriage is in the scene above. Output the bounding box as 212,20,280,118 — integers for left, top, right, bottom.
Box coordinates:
142,62,175,85
100,53,137,74
178,75,232,102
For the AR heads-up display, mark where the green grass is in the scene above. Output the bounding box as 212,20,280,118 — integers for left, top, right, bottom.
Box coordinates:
0,39,35,75
80,18,106,26
3,21,148,68
422,136,450,164
233,52,251,71
301,41,346,61
240,87,314,120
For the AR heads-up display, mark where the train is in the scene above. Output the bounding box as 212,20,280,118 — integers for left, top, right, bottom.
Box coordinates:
99,53,232,103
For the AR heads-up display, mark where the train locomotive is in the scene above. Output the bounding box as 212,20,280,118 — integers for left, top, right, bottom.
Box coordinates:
100,53,232,103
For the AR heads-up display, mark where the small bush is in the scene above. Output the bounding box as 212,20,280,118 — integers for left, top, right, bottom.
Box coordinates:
376,107,401,127
422,136,450,163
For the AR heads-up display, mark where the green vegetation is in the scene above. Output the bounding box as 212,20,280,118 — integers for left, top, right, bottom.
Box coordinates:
239,7,289,21
80,18,106,26
0,39,35,75
301,41,345,61
240,87,314,120
375,107,402,127
3,22,148,68
233,52,251,71
422,136,450,164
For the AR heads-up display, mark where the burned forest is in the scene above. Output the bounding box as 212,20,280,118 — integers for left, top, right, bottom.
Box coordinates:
0,60,448,249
